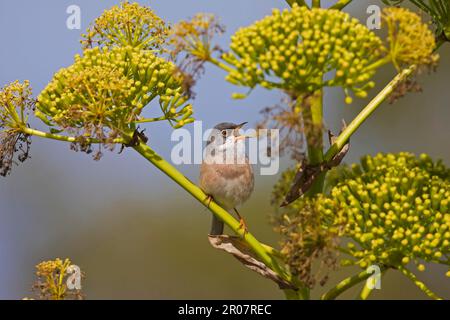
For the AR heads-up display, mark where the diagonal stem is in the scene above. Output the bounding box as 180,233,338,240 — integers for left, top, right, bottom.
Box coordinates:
312,0,321,8
321,266,386,300
357,269,386,300
330,0,353,10
323,65,416,162
21,127,126,144
398,266,442,300
285,0,309,8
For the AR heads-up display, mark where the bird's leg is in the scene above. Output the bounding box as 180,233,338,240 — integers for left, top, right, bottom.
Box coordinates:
234,208,248,235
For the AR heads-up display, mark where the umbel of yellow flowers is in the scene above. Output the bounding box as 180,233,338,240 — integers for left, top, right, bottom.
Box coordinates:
273,153,450,287
172,5,437,103
224,5,383,98
36,46,193,140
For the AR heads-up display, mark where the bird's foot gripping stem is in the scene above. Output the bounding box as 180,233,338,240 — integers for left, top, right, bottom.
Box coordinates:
234,208,248,236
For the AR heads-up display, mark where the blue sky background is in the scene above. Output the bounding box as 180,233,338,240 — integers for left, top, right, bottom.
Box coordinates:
0,1,449,299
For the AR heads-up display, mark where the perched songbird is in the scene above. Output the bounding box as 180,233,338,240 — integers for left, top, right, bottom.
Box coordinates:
199,122,254,235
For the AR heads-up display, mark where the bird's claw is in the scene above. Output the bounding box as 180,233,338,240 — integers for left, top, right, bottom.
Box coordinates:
204,195,214,208
238,218,249,236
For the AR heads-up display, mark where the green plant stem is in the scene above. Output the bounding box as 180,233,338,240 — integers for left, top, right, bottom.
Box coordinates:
323,65,416,162
324,36,444,162
284,288,309,300
358,281,373,300
208,57,235,73
321,267,386,300
134,116,176,124
312,0,321,8
261,243,283,259
130,139,299,288
301,90,325,197
365,56,392,73
21,127,126,144
357,269,385,300
398,266,442,300
285,0,309,8
330,0,353,10
297,89,324,299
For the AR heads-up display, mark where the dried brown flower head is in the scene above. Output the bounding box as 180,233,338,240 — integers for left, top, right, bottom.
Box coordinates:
169,14,225,97
0,80,34,176
271,169,340,288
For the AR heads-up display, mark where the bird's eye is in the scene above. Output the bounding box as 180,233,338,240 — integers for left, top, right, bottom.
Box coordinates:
221,130,227,137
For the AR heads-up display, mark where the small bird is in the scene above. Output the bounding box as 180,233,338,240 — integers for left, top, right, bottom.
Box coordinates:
199,122,254,235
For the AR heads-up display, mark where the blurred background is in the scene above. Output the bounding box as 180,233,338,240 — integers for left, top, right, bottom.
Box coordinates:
0,0,449,299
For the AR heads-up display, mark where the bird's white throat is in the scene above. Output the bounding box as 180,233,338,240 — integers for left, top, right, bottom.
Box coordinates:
204,138,247,165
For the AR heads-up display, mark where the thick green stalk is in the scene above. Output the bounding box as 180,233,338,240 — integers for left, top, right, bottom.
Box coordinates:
301,90,325,196
330,0,353,10
284,288,309,300
398,266,442,300
130,139,295,285
323,65,416,162
295,89,324,299
312,0,321,8
285,0,308,8
321,267,386,300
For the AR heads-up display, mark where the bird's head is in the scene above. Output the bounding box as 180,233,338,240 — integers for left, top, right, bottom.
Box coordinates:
206,122,248,148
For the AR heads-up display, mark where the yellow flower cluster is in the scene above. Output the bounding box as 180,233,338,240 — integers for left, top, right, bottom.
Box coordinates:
383,7,438,69
35,258,83,300
273,153,449,282
222,5,384,99
81,1,169,51
319,153,449,272
36,46,193,138
35,258,69,277
0,80,33,129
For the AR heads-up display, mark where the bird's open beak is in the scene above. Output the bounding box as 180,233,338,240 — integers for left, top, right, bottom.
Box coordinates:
235,122,248,129
233,122,258,141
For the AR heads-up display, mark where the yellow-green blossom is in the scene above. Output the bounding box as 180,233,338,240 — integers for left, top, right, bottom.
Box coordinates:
273,153,449,284
222,5,384,100
36,46,193,141
383,7,438,69
81,1,169,51
322,153,448,270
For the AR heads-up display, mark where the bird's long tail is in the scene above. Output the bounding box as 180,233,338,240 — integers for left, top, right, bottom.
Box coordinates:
210,214,224,235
